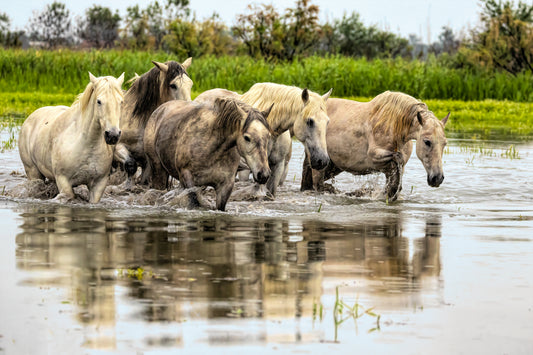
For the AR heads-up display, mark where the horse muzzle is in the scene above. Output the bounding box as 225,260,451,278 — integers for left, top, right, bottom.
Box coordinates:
104,129,121,145
427,173,444,187
310,154,329,170
254,169,270,185
308,146,330,170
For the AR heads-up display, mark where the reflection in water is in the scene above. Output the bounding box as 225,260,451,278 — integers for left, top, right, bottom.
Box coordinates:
14,204,442,348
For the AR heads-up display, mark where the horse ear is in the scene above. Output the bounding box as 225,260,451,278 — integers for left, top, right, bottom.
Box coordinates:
214,97,226,111
89,72,97,84
442,112,451,126
322,88,333,101
152,60,168,73
262,103,275,119
233,101,246,117
117,72,125,87
182,57,192,70
417,111,426,126
302,88,310,106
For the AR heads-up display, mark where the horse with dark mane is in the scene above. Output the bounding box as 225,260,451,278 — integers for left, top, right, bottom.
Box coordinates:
301,91,450,201
114,58,192,184
143,98,272,211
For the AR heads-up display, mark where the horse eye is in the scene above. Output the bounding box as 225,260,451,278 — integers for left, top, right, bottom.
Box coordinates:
244,135,251,143
170,84,177,90
424,139,432,147
97,99,102,105
307,118,315,128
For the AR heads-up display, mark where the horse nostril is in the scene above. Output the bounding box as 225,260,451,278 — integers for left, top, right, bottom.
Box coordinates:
256,170,269,184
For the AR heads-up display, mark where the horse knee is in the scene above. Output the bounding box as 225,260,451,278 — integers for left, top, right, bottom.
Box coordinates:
125,158,137,176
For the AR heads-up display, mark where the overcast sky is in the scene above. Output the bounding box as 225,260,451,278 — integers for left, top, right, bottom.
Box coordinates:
3,0,482,43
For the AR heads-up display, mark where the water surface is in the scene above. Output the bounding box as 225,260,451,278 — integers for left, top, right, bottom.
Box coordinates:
1,135,532,354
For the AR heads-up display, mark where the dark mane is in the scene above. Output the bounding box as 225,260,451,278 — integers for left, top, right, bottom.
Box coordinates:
128,61,188,126
240,103,271,133
214,99,271,139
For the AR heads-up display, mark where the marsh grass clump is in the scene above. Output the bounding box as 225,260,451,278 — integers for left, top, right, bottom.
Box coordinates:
501,145,520,159
0,118,20,152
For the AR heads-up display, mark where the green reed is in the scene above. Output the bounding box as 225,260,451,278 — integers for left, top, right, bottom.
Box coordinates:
333,286,381,341
1,49,532,101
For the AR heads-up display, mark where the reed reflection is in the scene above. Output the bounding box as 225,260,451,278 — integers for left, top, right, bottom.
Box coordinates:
14,205,442,346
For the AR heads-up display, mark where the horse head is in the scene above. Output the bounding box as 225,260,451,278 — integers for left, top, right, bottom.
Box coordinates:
415,111,450,187
152,58,193,102
236,103,274,185
293,88,332,170
88,72,125,145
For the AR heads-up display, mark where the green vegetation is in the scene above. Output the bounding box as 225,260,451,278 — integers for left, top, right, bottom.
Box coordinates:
333,286,381,340
0,92,75,118
1,49,531,141
1,49,532,102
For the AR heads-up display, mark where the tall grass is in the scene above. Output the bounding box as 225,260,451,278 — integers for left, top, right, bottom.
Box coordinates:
1,49,532,101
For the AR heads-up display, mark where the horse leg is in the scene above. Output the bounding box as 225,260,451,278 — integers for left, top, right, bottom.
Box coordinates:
215,180,235,211
150,162,169,190
237,169,251,182
180,170,202,209
23,164,45,181
266,161,285,197
300,150,314,191
139,161,152,186
278,143,292,187
383,154,404,202
54,175,75,202
113,144,136,189
88,175,109,203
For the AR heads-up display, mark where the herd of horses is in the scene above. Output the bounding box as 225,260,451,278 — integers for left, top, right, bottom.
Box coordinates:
18,58,450,211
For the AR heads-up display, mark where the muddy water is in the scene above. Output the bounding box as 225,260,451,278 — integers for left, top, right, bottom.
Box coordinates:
1,131,532,353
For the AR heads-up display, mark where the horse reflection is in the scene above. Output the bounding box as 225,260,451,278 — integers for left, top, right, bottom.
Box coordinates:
14,208,443,344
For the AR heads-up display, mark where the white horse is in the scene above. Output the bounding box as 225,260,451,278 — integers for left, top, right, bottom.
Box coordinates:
195,83,332,196
18,73,125,203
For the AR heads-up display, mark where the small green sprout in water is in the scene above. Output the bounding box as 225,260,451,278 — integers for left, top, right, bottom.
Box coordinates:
333,286,381,341
118,267,148,281
502,145,520,159
317,203,322,212
312,298,324,322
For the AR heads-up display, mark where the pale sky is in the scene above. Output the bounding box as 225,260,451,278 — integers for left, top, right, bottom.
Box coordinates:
2,0,481,43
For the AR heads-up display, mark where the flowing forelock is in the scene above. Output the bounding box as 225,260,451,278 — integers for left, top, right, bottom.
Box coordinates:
74,76,123,114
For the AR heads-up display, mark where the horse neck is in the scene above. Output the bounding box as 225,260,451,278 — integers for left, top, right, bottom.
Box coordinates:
209,115,240,153
79,106,105,146
268,106,299,136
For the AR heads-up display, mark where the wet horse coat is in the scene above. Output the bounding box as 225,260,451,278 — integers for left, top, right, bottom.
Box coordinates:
18,73,125,203
114,58,192,182
301,91,449,201
195,83,332,196
143,98,272,211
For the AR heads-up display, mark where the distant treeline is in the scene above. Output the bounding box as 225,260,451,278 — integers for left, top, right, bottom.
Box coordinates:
1,49,531,101
0,0,532,78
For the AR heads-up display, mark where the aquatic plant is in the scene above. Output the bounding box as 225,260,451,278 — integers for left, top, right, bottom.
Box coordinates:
333,286,381,341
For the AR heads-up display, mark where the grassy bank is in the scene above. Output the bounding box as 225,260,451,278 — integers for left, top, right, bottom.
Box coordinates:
1,49,532,101
1,91,532,140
